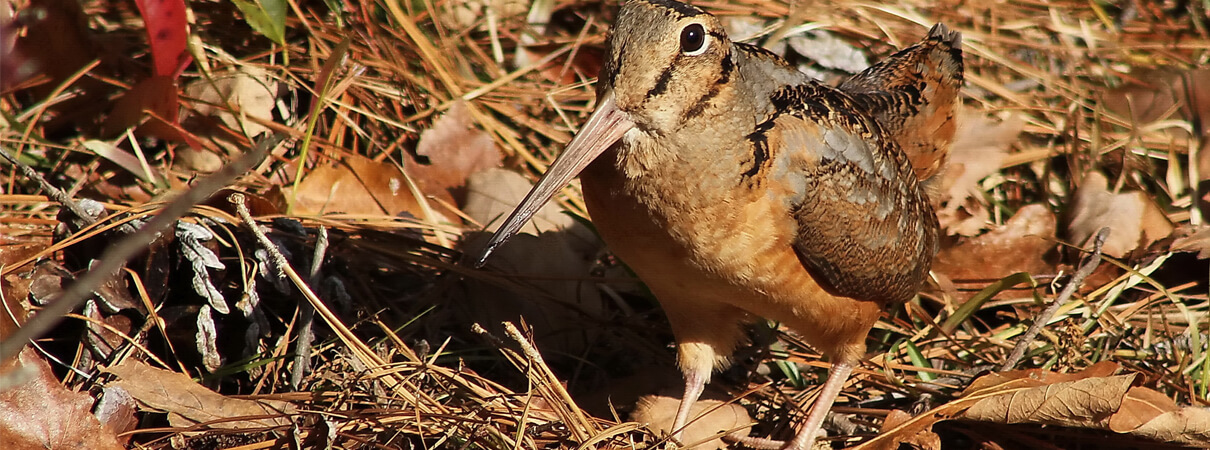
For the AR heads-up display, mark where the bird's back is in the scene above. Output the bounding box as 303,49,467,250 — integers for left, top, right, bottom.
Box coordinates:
840,24,964,181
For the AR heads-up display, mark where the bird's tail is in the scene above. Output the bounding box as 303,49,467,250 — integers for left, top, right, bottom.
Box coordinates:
840,24,963,182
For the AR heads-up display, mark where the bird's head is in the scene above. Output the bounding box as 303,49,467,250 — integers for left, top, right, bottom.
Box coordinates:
599,0,735,132
473,0,737,266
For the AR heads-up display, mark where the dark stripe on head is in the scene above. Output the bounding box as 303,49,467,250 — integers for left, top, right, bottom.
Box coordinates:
645,0,705,18
604,39,627,89
682,52,734,120
646,65,674,99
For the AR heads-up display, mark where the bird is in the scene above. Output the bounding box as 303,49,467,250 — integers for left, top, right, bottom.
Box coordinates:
473,0,962,448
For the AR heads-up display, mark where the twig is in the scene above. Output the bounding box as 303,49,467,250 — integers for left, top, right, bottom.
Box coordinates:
293,226,327,387
229,194,325,387
0,134,285,362
0,145,129,232
999,227,1109,371
500,322,598,441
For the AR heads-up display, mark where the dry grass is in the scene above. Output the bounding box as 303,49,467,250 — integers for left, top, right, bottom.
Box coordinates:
2,0,1209,448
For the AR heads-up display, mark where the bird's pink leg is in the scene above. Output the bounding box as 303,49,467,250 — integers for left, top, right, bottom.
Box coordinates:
784,359,854,450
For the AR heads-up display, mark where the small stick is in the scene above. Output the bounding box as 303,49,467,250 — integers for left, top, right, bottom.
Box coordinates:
0,134,284,361
0,145,131,232
1000,227,1109,371
293,226,328,387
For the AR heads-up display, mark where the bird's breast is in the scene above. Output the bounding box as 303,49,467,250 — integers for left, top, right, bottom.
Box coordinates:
580,132,799,293
580,138,885,359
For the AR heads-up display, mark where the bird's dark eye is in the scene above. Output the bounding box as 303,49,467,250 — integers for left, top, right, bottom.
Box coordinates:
679,23,708,56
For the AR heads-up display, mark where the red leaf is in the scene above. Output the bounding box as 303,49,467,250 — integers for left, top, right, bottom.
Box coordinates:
135,0,191,78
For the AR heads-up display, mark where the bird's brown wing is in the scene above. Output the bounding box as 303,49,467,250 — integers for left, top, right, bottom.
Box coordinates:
759,82,938,304
839,24,963,182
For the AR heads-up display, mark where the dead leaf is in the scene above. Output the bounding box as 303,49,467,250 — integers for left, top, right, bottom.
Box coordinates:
964,361,1123,393
858,362,1210,449
879,409,939,449
0,348,124,450
103,359,296,429
1108,385,1179,433
93,386,137,445
463,167,592,242
1169,224,1210,259
412,101,502,201
631,395,752,449
1104,68,1210,176
1066,171,1174,258
959,375,1135,426
933,204,1057,300
102,75,181,139
182,66,280,138
290,154,429,218
83,299,133,359
936,112,1024,236
1122,396,1210,445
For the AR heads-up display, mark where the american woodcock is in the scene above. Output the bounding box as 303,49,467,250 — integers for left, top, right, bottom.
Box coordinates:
475,0,962,448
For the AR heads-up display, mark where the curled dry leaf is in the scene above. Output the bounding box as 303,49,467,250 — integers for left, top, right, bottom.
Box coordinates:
631,395,752,450
0,348,124,450
936,112,1024,236
103,359,296,429
857,362,1210,449
1066,171,1174,258
93,386,137,445
879,410,940,450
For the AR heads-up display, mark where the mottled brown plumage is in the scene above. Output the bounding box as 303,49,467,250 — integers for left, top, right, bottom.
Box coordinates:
475,1,962,448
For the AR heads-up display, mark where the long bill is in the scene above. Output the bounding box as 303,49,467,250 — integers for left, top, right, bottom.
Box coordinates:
472,94,635,268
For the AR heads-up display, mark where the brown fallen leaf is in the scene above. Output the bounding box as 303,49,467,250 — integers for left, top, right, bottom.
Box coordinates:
101,75,183,141
1066,171,1174,258
963,360,1122,393
631,395,752,450
1103,68,1210,178
103,359,296,430
881,409,940,450
958,374,1135,426
1169,224,1210,259
0,348,124,450
463,167,595,243
182,66,279,138
93,386,137,446
933,203,1057,301
936,112,1024,236
290,153,436,219
1122,395,1210,445
412,100,502,203
1109,384,1180,433
856,362,1210,449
